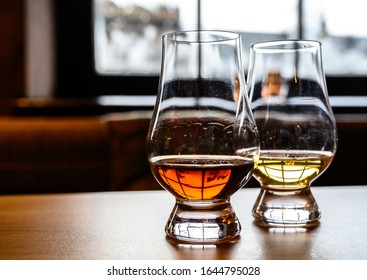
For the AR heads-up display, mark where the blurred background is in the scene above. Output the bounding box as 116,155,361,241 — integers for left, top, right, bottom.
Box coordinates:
0,0,366,194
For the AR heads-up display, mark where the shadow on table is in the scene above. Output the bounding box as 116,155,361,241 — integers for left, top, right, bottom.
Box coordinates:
252,222,320,260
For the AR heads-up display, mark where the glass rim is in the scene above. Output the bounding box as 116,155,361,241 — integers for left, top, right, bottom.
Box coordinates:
163,30,240,44
251,40,321,53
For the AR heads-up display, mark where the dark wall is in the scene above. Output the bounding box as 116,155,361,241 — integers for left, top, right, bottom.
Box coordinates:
0,1,25,99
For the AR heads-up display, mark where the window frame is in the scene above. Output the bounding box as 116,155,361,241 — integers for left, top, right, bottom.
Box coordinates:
54,0,367,101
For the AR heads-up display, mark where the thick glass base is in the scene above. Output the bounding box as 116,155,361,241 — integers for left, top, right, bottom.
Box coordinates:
165,199,241,244
252,187,321,227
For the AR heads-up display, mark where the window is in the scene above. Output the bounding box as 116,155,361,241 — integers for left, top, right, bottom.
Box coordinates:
94,0,197,75
55,0,367,106
304,0,367,75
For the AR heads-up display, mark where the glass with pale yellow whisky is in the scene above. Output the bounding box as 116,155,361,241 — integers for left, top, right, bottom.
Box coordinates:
247,40,337,226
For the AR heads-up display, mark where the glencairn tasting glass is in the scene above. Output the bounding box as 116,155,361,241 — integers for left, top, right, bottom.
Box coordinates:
247,40,337,226
147,31,259,244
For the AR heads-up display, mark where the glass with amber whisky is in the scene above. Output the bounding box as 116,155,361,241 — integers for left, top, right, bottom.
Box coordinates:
247,40,338,226
147,31,259,244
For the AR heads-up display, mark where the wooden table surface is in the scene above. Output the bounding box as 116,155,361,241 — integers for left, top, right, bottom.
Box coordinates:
0,186,366,260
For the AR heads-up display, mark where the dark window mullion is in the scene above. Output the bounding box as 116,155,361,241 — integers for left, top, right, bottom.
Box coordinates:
297,0,304,39
198,0,201,30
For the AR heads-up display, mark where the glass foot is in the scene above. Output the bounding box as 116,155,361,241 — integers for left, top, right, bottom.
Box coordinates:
252,187,321,227
165,199,241,244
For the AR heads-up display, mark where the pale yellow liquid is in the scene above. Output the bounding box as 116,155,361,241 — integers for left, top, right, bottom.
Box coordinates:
253,150,334,190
